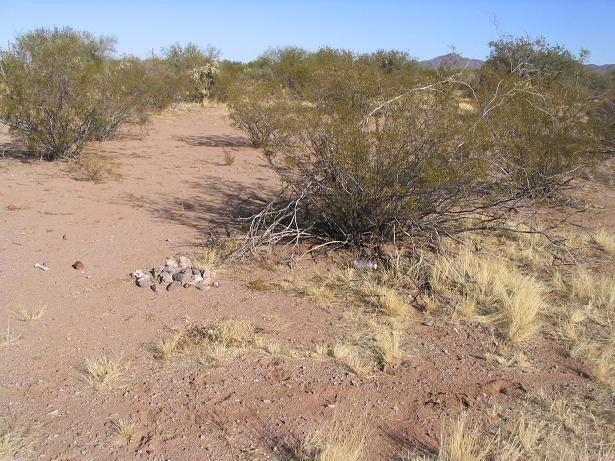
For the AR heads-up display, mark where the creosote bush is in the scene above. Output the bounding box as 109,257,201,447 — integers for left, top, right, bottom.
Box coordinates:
0,28,151,160
230,39,606,253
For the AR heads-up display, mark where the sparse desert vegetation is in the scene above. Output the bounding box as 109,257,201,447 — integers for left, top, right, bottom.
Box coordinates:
0,11,614,461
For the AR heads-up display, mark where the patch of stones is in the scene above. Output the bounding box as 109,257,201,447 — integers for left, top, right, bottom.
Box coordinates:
130,256,219,293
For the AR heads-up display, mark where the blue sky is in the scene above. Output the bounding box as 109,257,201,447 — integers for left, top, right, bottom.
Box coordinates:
1,1,614,64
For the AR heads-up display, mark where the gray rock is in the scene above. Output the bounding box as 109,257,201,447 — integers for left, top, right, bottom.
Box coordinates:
137,276,152,288
167,281,181,291
151,284,160,293
160,272,173,283
196,283,210,291
153,265,165,277
201,268,211,279
213,281,220,288
178,256,192,269
192,268,201,275
192,274,204,282
172,271,192,283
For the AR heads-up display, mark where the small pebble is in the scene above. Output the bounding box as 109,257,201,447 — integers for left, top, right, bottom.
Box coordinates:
73,261,85,271
213,281,220,288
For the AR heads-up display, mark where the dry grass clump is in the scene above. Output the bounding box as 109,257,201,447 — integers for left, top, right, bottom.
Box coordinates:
70,155,116,182
248,278,270,292
437,415,493,461
484,351,532,369
360,283,408,317
331,343,370,376
255,335,282,355
568,268,615,309
372,328,403,366
13,306,46,322
83,356,127,389
302,408,370,461
427,247,545,342
193,247,223,271
157,317,256,365
0,422,33,459
153,334,182,361
594,229,615,254
223,148,236,166
0,324,20,348
112,418,139,445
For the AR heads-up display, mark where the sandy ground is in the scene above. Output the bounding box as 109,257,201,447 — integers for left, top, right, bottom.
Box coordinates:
0,106,611,460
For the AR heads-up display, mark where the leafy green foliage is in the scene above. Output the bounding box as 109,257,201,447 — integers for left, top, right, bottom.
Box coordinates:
0,27,150,159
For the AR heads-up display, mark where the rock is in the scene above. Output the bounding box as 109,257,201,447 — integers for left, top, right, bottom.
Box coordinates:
213,281,220,288
160,272,173,283
151,284,160,293
34,262,50,271
183,282,196,288
167,281,181,291
178,256,192,269
201,268,211,279
62,234,68,240
47,409,60,417
165,258,179,268
153,265,165,277
173,271,192,284
192,274,204,282
196,283,210,291
131,270,147,278
137,275,152,288
73,261,85,271
192,268,201,275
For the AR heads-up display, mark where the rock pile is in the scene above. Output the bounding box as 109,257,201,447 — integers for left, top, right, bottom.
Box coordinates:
131,256,219,293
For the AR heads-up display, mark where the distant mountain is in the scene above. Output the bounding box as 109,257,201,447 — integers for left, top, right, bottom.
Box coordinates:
419,53,484,70
585,63,615,73
420,53,614,74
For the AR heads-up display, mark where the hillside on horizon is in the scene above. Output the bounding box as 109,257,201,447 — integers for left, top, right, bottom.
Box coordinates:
420,52,614,73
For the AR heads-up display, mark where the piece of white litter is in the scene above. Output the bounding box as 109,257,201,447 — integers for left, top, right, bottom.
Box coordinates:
34,262,49,271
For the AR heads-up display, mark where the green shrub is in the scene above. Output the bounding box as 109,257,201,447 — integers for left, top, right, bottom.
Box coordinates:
227,82,295,148
255,81,488,244
0,27,150,159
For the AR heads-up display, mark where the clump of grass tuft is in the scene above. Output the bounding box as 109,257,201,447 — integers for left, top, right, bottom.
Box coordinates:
248,279,270,292
594,229,615,254
0,422,33,459
153,334,182,361
223,148,236,166
484,351,532,369
71,155,115,182
569,268,615,309
0,324,20,348
112,418,138,445
331,343,370,376
428,247,545,342
373,328,403,366
302,408,370,461
438,414,493,461
193,248,223,271
83,356,126,389
13,306,46,322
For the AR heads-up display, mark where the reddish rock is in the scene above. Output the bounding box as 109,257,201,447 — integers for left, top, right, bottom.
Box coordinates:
73,261,85,271
167,281,181,291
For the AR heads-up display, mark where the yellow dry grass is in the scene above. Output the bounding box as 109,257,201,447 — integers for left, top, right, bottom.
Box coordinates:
112,418,138,445
594,229,615,254
13,306,46,322
83,356,126,389
0,422,33,459
303,408,370,461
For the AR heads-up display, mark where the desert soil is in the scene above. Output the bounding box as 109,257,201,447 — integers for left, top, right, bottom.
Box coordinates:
0,105,611,460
